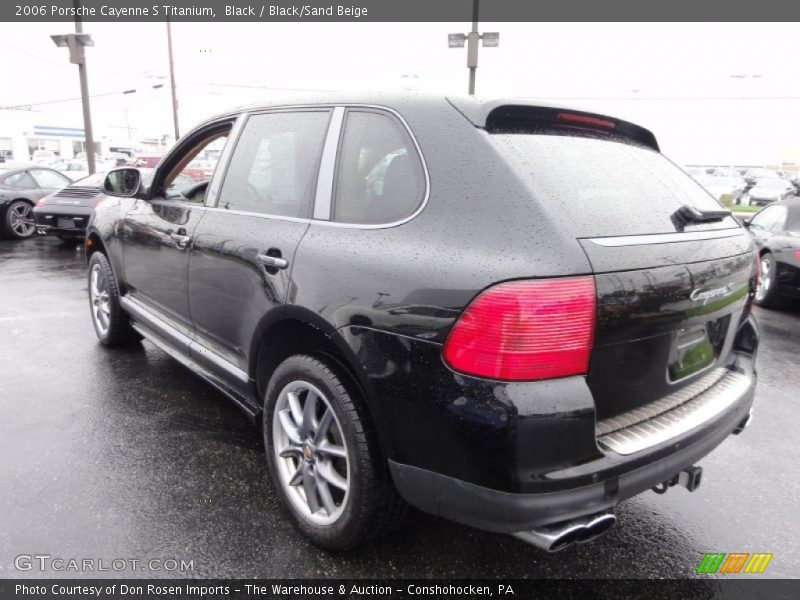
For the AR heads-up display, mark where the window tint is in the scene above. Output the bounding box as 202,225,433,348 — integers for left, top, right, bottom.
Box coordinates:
30,169,69,189
4,171,37,189
333,110,425,225
218,111,330,218
750,205,786,232
489,135,739,237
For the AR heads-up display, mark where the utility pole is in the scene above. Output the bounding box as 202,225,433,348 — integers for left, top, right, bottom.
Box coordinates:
166,19,180,140
51,0,96,174
448,0,499,95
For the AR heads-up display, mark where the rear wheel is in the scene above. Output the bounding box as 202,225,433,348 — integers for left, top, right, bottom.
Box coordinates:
2,200,35,239
755,252,791,309
263,354,405,550
87,252,137,345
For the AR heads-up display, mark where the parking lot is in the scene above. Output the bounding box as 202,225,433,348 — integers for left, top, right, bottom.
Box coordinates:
1,235,799,579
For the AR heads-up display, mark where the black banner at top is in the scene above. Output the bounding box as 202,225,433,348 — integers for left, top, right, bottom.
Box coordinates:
3,0,800,22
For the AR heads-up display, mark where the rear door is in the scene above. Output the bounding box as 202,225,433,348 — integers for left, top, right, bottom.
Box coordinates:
487,129,757,419
187,109,331,382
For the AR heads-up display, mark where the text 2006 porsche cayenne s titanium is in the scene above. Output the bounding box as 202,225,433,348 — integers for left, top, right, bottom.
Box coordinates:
86,94,759,551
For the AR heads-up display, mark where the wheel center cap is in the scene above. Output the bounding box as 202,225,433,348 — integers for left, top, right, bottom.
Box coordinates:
302,445,313,461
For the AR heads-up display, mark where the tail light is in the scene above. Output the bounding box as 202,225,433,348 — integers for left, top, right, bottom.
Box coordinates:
443,277,596,381
795,250,800,261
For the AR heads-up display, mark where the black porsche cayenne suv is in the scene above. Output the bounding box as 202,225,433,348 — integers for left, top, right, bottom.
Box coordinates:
87,94,759,551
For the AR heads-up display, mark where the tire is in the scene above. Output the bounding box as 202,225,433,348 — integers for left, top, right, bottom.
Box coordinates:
755,252,791,309
87,252,137,345
2,200,35,239
263,354,405,550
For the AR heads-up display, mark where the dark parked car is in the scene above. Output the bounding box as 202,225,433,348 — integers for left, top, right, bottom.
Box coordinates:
746,198,800,308
34,171,194,243
0,165,71,239
87,95,759,552
33,171,107,242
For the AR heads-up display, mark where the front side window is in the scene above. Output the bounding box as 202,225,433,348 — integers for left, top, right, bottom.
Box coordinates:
750,205,787,232
749,205,783,231
217,111,330,218
332,110,425,225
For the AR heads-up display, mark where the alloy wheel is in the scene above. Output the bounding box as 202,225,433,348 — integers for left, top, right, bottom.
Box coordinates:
272,380,350,525
89,264,111,334
9,203,35,238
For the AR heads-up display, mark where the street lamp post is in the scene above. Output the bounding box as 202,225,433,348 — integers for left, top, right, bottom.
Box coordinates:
166,19,180,140
51,0,96,174
448,0,499,95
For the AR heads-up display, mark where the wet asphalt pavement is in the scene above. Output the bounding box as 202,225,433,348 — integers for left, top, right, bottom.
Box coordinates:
0,235,799,580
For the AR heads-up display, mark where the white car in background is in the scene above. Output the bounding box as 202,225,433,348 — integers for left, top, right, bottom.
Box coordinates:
747,177,795,206
694,174,748,206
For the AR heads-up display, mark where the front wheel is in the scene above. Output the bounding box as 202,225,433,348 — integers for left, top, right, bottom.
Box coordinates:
87,252,137,345
263,355,405,550
755,252,791,309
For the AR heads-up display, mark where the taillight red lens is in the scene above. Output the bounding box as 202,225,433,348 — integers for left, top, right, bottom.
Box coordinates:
795,250,800,261
443,277,596,381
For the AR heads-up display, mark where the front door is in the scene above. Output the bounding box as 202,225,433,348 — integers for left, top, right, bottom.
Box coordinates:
122,123,232,338
188,109,332,380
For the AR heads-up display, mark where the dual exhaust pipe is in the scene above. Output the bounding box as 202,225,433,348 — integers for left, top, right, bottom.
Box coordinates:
512,512,617,553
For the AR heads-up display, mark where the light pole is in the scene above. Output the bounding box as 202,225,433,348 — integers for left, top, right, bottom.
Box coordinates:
448,0,499,95
50,0,96,174
166,19,180,140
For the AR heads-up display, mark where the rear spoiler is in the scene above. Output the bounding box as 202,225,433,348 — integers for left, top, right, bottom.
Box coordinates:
447,98,660,152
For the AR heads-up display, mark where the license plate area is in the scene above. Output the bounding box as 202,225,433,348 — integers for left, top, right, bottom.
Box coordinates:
57,217,75,229
667,315,731,382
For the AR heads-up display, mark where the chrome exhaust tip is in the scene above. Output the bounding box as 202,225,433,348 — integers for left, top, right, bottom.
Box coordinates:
576,513,617,544
512,512,616,552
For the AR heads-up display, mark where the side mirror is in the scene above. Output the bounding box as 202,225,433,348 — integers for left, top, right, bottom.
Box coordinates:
103,168,143,198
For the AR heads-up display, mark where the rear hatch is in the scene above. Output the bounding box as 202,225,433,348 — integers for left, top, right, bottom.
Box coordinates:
482,105,756,419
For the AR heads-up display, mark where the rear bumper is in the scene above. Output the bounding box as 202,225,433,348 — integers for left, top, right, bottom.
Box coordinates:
33,211,88,237
390,369,755,533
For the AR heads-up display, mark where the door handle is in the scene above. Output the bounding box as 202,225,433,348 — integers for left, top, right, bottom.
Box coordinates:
169,232,191,249
257,253,289,270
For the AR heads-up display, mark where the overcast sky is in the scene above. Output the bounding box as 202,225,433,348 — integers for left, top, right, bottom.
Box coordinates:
1,21,798,165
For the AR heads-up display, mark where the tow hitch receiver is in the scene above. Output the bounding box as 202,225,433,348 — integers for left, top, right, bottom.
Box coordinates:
652,465,703,494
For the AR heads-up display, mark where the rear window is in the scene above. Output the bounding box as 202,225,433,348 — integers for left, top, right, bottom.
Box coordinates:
489,134,739,237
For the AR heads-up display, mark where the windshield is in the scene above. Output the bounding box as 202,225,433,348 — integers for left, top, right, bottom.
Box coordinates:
489,134,738,236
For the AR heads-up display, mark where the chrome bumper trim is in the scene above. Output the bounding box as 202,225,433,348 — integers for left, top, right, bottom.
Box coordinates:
596,368,752,455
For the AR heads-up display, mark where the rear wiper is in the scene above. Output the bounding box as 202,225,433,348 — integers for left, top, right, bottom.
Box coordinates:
672,204,732,226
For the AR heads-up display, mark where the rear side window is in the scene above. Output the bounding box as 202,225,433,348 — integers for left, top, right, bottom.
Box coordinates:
4,171,36,189
332,110,425,225
30,169,69,189
489,135,739,237
218,111,330,218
